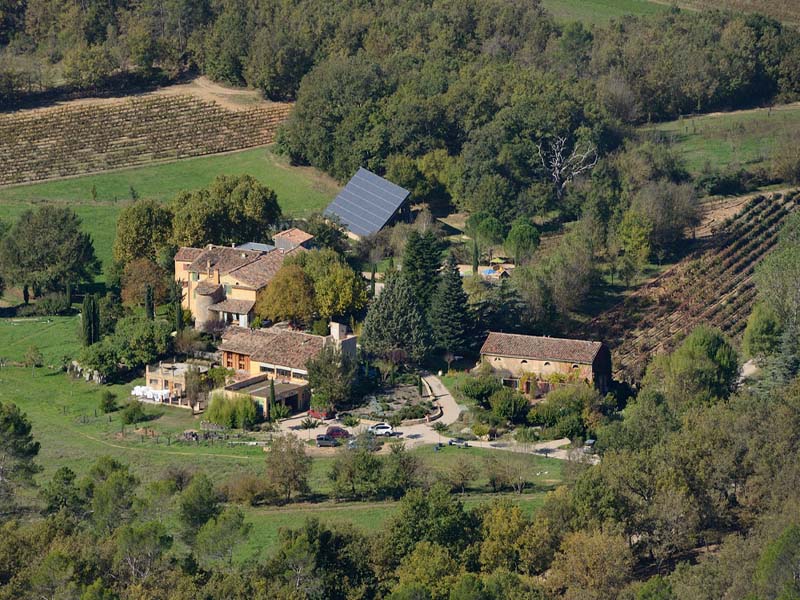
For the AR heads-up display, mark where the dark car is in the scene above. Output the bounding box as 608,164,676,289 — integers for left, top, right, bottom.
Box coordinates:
316,434,337,447
326,426,351,439
448,438,470,448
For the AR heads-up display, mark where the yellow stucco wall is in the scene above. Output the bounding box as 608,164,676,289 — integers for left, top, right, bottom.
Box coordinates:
482,354,594,382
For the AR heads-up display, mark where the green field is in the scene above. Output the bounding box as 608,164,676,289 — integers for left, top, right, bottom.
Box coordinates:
0,315,81,365
0,147,340,271
645,103,800,176
2,365,563,556
542,0,667,23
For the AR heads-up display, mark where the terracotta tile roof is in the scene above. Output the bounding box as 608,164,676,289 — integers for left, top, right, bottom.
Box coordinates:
208,299,255,315
226,248,304,289
480,332,604,364
175,247,203,262
273,228,314,246
219,326,326,371
186,245,263,275
194,281,221,296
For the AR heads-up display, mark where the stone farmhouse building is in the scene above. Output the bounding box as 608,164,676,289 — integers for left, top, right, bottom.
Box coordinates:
218,322,357,417
480,332,612,395
174,230,314,329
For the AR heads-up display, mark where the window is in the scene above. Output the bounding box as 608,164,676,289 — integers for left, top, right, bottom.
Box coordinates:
521,360,528,364
293,371,307,381
277,368,291,379
572,364,579,369
191,272,199,281
259,365,270,373
223,284,232,295
544,362,550,366
149,379,159,386
174,383,182,392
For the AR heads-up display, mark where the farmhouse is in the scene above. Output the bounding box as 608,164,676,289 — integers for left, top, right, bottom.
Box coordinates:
480,332,612,395
324,167,411,238
138,361,210,412
218,322,357,416
174,230,313,329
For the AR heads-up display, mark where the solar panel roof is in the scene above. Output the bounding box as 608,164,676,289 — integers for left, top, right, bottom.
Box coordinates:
325,167,410,237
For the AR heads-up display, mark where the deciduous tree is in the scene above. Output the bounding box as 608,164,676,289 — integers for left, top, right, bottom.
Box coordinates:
113,199,174,266
265,434,311,503
255,264,316,327
306,344,355,412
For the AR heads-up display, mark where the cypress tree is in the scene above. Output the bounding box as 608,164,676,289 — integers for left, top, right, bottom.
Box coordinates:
81,294,100,346
268,379,276,421
429,253,471,357
65,281,72,305
402,230,440,312
172,282,184,331
472,239,479,275
370,263,377,297
145,285,155,320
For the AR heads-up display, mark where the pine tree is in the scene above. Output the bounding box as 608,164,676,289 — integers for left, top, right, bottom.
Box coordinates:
361,273,430,364
145,285,155,320
429,254,471,357
402,230,441,312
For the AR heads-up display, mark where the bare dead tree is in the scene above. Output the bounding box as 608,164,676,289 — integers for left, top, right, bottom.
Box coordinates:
537,136,599,201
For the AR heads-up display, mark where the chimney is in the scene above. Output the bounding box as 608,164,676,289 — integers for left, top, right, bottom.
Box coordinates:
329,321,346,342
206,259,211,277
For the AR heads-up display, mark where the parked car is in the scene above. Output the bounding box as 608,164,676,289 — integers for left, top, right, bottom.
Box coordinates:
309,408,335,420
448,438,470,448
326,426,351,439
368,422,394,437
316,434,337,447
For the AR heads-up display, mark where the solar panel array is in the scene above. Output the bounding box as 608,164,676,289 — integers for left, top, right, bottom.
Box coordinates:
325,167,410,237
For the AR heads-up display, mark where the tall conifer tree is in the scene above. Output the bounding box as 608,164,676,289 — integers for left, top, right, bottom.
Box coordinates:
429,254,471,357
402,230,440,312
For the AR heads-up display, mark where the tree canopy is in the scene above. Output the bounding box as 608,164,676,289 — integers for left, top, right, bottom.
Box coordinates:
0,206,100,294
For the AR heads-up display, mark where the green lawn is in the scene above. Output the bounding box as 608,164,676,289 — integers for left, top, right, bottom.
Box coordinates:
0,147,341,272
645,103,800,175
0,315,82,366
542,0,668,23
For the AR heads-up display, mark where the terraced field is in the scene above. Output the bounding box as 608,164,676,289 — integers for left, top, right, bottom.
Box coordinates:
585,191,800,380
0,94,291,186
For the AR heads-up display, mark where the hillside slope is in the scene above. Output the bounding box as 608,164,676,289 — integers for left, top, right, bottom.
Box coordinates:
584,191,799,380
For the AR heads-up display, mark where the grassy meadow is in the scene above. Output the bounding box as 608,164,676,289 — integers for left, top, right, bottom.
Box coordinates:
0,147,340,272
645,103,800,176
541,0,668,24
0,315,81,365
2,365,563,557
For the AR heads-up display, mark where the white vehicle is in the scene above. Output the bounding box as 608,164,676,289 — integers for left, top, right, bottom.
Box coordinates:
368,422,394,437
